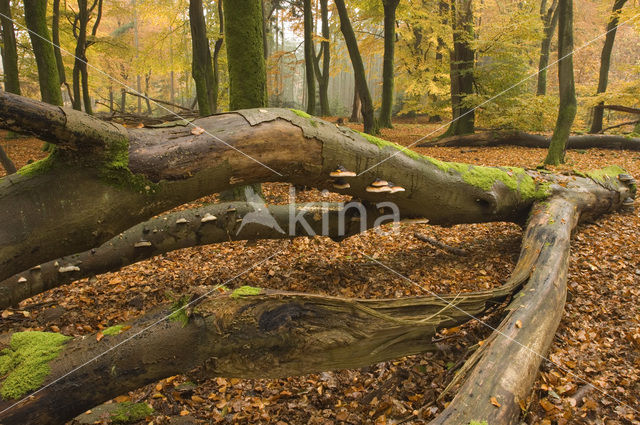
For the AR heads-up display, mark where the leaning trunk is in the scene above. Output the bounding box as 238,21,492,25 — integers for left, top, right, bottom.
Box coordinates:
23,0,63,106
544,0,576,165
0,0,20,95
334,0,378,134
589,0,627,134
379,0,399,128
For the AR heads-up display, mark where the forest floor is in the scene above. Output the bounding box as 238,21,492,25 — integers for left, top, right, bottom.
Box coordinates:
0,122,638,425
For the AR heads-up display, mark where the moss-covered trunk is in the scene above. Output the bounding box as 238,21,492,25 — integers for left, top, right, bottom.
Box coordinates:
223,0,267,110
536,0,559,96
589,0,627,134
189,0,216,116
0,0,20,95
334,0,378,134
443,0,475,137
23,0,62,106
379,0,399,129
303,0,316,115
544,0,576,165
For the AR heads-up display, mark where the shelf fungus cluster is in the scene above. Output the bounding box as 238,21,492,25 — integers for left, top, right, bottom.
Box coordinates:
366,178,405,194
330,165,356,189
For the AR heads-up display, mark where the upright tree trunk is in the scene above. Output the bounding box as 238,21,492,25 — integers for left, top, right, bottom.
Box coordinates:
314,0,331,116
212,0,224,113
334,0,378,134
223,0,267,110
71,0,102,114
443,0,475,136
379,0,400,128
303,0,316,115
222,0,266,200
189,0,216,116
350,79,362,122
0,0,20,95
536,0,559,95
51,0,69,101
589,0,627,134
23,0,63,106
545,0,576,165
0,144,16,174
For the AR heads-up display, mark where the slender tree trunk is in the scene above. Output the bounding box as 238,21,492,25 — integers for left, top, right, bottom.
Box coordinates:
0,0,20,95
589,0,627,134
212,0,224,113
189,0,216,116
443,0,475,136
23,0,63,106
52,0,66,93
303,0,316,115
120,88,126,112
0,144,15,174
223,0,267,110
315,0,331,116
379,0,400,128
536,0,559,95
350,82,361,122
545,0,576,165
334,0,378,134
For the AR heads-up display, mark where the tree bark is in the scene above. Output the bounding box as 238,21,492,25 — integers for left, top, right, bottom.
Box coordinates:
312,0,331,116
189,0,216,116
379,0,400,128
0,92,633,282
334,0,378,134
544,0,576,165
0,0,20,95
71,0,103,114
0,144,15,174
350,80,362,122
536,0,559,96
418,129,640,150
212,0,224,113
303,0,316,115
23,0,63,106
442,0,475,137
223,0,267,110
589,0,627,134
0,201,400,308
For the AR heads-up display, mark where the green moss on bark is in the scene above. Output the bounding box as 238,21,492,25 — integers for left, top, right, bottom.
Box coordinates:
230,286,262,298
110,401,154,423
168,294,191,327
102,324,125,336
0,331,71,399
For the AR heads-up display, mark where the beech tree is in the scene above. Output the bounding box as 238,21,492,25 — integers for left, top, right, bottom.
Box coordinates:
544,0,576,165
0,90,636,425
0,0,20,95
536,0,559,96
23,0,63,106
379,0,400,129
71,0,104,114
312,0,331,116
303,0,316,115
588,0,628,134
190,0,216,116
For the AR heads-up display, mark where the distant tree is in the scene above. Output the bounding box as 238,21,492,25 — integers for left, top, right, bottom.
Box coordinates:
190,0,216,116
312,0,330,116
0,0,20,95
334,0,378,134
443,0,475,136
536,0,559,96
71,0,104,114
379,0,400,128
23,0,63,106
589,0,627,134
52,0,72,102
303,0,315,114
544,0,576,165
212,0,224,113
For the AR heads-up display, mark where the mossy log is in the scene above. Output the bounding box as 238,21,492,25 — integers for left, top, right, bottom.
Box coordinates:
419,130,640,150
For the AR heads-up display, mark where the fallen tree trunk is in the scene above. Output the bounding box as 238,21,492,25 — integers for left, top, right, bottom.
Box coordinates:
0,283,518,425
0,92,561,280
0,201,398,308
602,104,640,115
419,130,640,150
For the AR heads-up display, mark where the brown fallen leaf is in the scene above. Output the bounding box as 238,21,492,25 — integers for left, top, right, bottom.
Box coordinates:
516,320,522,328
191,126,205,136
490,396,501,407
96,332,104,342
